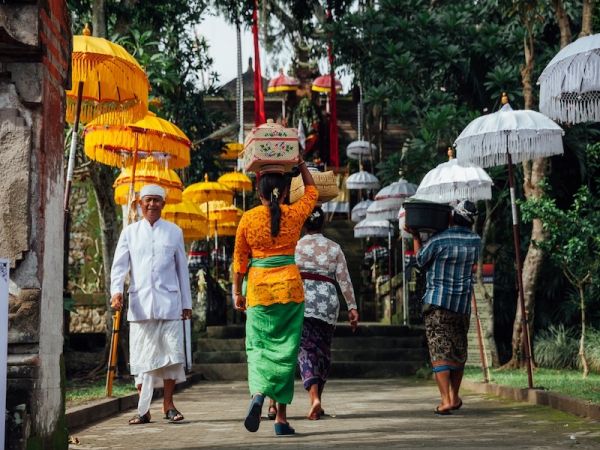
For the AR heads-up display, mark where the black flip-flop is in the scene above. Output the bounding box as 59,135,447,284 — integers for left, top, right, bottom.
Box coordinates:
451,400,463,410
165,408,184,422
244,394,264,432
434,406,452,416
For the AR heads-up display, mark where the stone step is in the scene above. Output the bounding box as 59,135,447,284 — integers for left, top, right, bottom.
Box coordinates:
205,324,425,339
193,360,423,381
195,347,428,364
197,335,425,352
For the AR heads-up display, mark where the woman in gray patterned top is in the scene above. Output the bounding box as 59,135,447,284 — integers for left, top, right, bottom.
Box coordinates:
295,206,359,420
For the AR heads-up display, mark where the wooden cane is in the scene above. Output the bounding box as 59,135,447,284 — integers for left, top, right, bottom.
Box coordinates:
471,291,490,383
105,309,121,396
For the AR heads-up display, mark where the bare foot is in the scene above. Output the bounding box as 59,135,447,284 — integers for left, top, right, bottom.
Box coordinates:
307,400,322,420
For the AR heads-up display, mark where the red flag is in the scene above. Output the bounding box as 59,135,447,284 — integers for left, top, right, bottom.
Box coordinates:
327,8,339,168
252,1,266,126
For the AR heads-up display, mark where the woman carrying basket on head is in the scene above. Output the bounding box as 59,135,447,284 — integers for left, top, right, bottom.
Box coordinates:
232,156,317,436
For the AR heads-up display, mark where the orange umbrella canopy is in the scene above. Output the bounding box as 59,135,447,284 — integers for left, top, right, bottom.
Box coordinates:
221,142,243,160
182,174,234,205
268,69,300,93
218,171,253,192
67,26,149,124
311,74,342,93
84,112,191,168
113,156,183,205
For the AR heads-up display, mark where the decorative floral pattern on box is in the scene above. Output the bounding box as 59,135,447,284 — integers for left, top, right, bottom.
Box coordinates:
242,121,299,173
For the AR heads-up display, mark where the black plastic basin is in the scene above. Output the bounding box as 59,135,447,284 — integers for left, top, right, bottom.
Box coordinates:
404,201,450,233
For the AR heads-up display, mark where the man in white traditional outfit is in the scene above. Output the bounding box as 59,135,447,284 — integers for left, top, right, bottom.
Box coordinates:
110,184,192,425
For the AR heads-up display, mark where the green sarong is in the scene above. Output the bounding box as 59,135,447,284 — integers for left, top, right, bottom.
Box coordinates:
246,302,305,404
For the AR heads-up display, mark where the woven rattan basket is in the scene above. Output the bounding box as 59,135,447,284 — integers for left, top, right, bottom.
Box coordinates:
289,170,339,204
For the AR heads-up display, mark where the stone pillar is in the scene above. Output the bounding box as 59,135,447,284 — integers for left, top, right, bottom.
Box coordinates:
1,1,70,449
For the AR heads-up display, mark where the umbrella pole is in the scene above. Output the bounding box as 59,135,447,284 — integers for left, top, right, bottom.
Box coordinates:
402,236,408,325
506,150,534,389
282,96,286,121
388,225,394,315
472,290,490,383
64,80,84,216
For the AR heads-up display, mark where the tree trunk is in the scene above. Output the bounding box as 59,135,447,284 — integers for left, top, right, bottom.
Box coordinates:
580,0,594,37
91,0,107,38
477,200,500,367
552,0,572,47
578,284,589,378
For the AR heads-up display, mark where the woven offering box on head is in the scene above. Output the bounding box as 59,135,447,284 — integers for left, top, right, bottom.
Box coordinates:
242,120,300,174
289,169,339,204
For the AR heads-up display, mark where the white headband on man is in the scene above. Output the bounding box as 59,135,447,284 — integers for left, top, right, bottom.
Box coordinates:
140,184,166,199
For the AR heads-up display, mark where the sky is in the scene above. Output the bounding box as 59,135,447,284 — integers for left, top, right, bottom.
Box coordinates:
197,12,351,91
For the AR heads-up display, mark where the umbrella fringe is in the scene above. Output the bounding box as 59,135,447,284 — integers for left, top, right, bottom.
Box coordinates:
539,50,600,123
455,131,564,167
414,184,492,203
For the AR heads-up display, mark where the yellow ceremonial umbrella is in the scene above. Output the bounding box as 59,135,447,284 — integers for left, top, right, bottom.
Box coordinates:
218,171,252,210
218,171,252,192
199,201,239,223
182,174,234,204
221,142,243,160
65,24,149,217
67,25,149,125
113,157,183,205
162,201,208,242
84,112,191,169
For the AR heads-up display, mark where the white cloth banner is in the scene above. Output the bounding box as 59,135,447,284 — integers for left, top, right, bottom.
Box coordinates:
0,259,8,444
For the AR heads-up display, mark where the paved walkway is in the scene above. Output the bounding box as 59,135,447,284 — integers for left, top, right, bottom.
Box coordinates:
69,378,600,449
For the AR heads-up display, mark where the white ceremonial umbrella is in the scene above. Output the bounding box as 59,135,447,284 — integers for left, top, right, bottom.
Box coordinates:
538,33,600,124
354,218,391,238
414,150,493,203
375,177,418,201
347,140,377,160
351,199,373,223
454,94,565,389
366,198,403,221
346,169,380,190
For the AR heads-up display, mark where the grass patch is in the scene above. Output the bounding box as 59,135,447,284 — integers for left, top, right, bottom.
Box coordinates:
464,367,600,404
66,378,137,408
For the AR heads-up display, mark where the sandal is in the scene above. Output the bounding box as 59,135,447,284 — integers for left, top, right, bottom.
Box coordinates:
244,394,264,432
128,412,151,425
274,422,295,436
434,406,452,416
164,408,184,422
267,405,277,420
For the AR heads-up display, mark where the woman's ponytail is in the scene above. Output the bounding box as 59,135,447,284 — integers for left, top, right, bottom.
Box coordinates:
258,173,287,237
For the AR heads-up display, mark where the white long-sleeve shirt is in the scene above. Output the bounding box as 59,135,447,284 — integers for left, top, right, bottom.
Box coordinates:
110,218,192,321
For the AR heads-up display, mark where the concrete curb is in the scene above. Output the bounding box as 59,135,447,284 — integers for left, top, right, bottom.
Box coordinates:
462,379,600,421
66,372,204,431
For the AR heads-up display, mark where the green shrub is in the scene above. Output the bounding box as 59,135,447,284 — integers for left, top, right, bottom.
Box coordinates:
534,325,578,370
585,328,600,374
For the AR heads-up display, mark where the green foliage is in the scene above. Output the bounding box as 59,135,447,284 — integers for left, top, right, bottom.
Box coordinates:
534,325,578,370
521,181,600,287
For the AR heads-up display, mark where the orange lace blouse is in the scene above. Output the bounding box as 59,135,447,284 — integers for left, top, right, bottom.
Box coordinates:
233,185,318,307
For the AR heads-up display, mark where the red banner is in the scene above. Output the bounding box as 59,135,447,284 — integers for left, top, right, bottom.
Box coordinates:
252,1,266,126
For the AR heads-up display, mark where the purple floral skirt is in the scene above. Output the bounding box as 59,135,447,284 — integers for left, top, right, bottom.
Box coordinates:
298,317,335,390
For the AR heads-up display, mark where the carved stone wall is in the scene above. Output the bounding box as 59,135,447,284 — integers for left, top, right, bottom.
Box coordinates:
2,1,71,449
